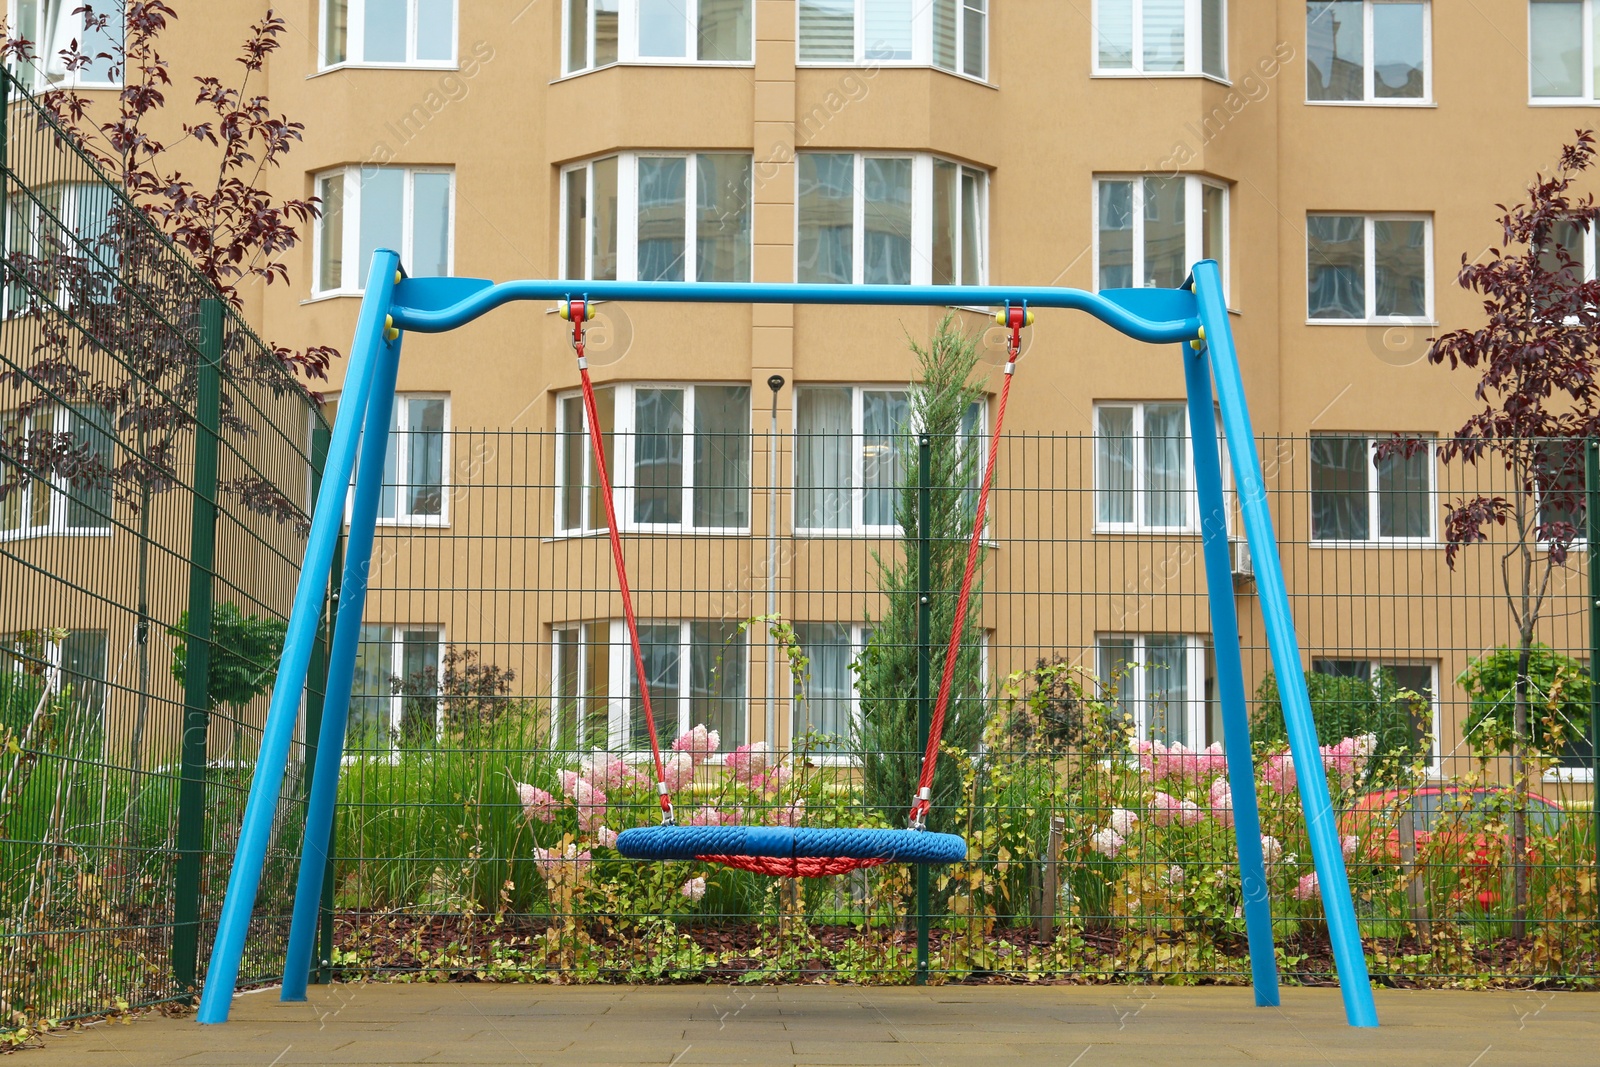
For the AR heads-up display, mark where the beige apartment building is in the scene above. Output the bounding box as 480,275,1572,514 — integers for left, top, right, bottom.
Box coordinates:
6,1,1599,787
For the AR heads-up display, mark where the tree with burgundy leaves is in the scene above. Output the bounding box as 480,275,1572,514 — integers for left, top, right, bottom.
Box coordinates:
1414,131,1600,933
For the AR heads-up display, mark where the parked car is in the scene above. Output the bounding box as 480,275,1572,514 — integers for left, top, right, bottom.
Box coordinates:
1339,786,1566,863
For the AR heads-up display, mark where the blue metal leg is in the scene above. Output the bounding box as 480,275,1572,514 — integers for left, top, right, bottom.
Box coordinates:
281,264,404,1000
197,251,403,1025
1182,339,1280,1008
1192,259,1378,1028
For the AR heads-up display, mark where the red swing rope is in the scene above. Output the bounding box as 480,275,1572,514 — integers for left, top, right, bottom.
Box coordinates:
909,304,1030,829
565,300,673,820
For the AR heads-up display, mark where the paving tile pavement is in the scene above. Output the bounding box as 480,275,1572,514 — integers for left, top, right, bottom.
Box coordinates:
21,984,1597,1067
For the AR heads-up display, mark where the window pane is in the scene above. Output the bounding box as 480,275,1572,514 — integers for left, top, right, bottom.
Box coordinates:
1540,218,1586,289
863,157,912,285
378,395,401,520
1202,182,1225,266
352,624,395,745
68,2,123,83
1097,636,1138,726
933,0,957,69
865,0,913,61
65,406,114,530
584,628,610,745
324,0,349,65
0,411,22,533
317,173,344,290
1537,440,1586,533
590,387,615,531
1376,441,1430,538
1098,180,1134,289
696,154,752,282
961,170,982,285
1373,2,1425,98
1373,218,1427,318
962,0,986,78
932,160,957,286
691,621,745,747
693,385,750,527
632,623,680,751
357,168,405,289
411,171,451,278
1143,404,1187,527
363,0,408,61
1143,0,1186,72
1145,636,1190,746
563,168,586,279
699,0,752,61
591,156,619,281
1311,436,1370,540
637,156,688,281
1201,0,1225,77
568,0,589,70
796,622,852,752
799,0,855,61
639,0,688,58
1306,1,1364,101
798,154,854,284
634,389,685,524
1097,0,1134,69
862,390,909,527
1530,1,1583,98
417,0,454,61
555,629,580,748
796,387,852,529
1307,214,1365,319
398,629,440,743
1096,407,1135,525
595,0,620,64
60,629,106,721
561,395,584,531
1142,176,1186,289
1313,658,1372,680
406,398,445,517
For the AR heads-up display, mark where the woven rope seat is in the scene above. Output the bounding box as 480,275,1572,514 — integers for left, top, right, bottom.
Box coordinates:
615,825,969,877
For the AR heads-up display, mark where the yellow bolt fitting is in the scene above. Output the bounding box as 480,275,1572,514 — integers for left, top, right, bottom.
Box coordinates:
1197,325,1206,340
395,270,403,284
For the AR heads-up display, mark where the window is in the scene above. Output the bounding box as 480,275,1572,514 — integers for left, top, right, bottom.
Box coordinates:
624,619,747,751
6,0,123,89
1,403,114,538
350,624,443,747
799,0,988,78
558,383,751,534
1309,435,1433,541
1095,175,1228,291
797,154,987,286
561,154,753,282
793,622,872,754
4,182,117,317
565,0,752,73
1097,634,1208,746
1307,2,1430,103
340,394,448,525
1312,659,1439,767
2,629,107,720
1306,213,1431,322
553,622,612,751
1094,402,1195,531
1094,0,1227,78
1533,438,1588,540
320,0,455,68
1530,0,1600,102
314,166,453,294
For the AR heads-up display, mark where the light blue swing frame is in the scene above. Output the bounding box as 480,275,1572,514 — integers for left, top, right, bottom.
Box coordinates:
194,251,1379,1028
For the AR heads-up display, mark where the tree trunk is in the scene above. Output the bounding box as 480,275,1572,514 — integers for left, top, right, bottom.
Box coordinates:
1511,636,1532,938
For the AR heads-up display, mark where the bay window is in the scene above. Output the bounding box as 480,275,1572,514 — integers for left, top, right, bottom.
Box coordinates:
1306,213,1431,322
797,153,987,286
314,166,453,294
561,153,753,282
1094,0,1227,78
799,0,987,77
6,0,123,89
1097,634,1209,747
1309,435,1434,542
0,403,114,538
1095,175,1227,291
558,383,751,534
565,0,753,73
1307,1,1430,103
320,0,456,68
1094,402,1195,532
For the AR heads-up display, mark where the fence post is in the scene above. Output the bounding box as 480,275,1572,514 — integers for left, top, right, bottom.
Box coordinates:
2,70,9,243
915,433,931,984
1587,437,1599,907
1038,816,1064,943
171,298,224,996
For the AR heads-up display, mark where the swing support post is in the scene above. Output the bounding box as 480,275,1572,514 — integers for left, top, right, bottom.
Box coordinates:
195,256,1378,1030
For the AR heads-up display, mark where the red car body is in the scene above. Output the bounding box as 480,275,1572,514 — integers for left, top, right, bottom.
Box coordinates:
1338,786,1566,863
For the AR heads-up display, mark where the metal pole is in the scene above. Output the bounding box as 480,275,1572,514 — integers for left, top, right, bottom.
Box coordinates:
196,250,401,1025
299,420,335,986
171,298,224,996
1586,437,1599,907
765,375,784,748
915,433,931,984
317,528,344,986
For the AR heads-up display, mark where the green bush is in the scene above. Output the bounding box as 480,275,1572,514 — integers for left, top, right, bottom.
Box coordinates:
1457,643,1592,757
1252,668,1429,784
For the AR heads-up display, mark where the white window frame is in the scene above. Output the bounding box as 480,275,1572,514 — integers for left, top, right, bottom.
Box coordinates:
1312,658,1441,775
1305,213,1433,325
1092,175,1229,295
793,153,989,287
559,153,755,283
1097,633,1209,747
3,182,116,318
791,621,873,762
793,0,991,79
1308,435,1436,545
0,403,115,540
357,623,446,747
1091,0,1228,81
551,620,610,751
610,618,750,754
5,0,123,91
564,0,756,74
1092,402,1200,534
319,0,458,70
330,391,452,528
1529,0,1600,105
1306,0,1433,106
556,382,752,536
311,166,456,297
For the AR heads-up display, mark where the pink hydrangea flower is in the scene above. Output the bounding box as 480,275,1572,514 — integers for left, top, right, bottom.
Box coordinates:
768,797,806,827
581,753,645,791
1342,834,1359,858
726,743,772,786
515,782,560,823
660,751,697,792
1294,871,1320,901
1210,788,1234,829
1321,733,1377,787
594,825,618,849
1109,807,1139,835
672,724,721,765
680,876,707,901
1162,864,1185,886
1089,827,1125,858
687,806,738,827
1150,791,1184,826
1176,799,1203,826
751,764,792,796
1261,753,1296,794
1260,834,1283,865
558,772,608,832
1208,776,1232,805
532,844,591,878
